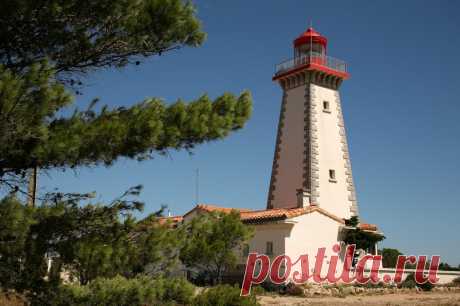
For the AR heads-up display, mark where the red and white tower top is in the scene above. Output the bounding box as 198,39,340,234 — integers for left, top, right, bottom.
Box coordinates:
273,27,349,82
293,27,328,49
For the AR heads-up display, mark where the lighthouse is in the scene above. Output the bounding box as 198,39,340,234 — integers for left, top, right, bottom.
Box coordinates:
267,27,358,220
178,26,383,277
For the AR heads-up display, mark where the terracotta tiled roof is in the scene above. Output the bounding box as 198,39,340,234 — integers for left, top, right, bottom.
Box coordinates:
157,216,183,226
183,204,347,224
137,215,183,230
358,223,378,232
240,205,345,224
183,204,252,218
129,215,183,240
154,204,380,232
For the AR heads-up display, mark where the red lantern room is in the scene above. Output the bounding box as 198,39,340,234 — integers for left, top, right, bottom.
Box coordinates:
293,27,327,58
273,26,349,81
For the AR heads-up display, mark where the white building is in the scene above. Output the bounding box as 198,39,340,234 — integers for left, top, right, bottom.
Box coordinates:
164,26,460,285
181,26,382,279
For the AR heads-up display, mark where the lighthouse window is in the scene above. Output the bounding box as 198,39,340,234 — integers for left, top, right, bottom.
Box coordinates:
266,242,274,255
323,101,331,113
329,169,337,182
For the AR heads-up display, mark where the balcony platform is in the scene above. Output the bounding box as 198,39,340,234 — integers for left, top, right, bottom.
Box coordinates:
273,54,349,81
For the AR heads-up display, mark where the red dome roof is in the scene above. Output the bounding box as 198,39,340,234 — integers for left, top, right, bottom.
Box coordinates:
293,27,328,48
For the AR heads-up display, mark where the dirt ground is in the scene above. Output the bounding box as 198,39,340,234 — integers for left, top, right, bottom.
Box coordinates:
258,291,460,306
0,292,27,306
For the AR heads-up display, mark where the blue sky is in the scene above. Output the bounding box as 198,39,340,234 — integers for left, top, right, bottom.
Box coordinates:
39,1,460,265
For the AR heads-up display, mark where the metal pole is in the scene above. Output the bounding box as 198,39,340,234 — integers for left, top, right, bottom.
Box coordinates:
195,168,199,205
309,20,313,63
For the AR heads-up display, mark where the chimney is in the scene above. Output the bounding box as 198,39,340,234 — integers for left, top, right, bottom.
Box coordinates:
296,189,311,208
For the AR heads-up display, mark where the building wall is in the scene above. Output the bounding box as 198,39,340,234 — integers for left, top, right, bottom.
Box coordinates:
269,85,306,208
312,83,354,219
240,222,293,265
241,213,344,279
286,212,344,276
268,79,358,218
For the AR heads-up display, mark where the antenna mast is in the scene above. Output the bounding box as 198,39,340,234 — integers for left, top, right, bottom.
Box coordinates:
309,20,313,62
195,168,200,205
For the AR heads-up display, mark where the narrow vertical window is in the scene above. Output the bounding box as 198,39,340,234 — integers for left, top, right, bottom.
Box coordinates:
323,100,330,113
266,242,274,255
329,169,336,182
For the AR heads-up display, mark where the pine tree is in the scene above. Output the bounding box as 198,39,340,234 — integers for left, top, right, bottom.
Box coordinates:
0,0,253,196
180,211,253,285
0,1,254,293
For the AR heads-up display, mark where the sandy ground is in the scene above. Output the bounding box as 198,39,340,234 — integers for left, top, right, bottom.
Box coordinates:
259,291,460,306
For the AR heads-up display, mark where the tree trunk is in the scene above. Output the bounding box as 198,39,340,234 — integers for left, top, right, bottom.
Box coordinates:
27,166,38,207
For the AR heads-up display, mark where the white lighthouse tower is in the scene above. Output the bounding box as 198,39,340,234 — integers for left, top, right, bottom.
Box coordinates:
180,26,383,272
267,27,358,220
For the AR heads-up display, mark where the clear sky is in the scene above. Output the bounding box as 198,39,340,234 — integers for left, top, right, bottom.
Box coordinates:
39,1,460,265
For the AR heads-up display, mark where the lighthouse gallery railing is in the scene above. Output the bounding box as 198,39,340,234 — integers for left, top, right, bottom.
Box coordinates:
274,53,347,76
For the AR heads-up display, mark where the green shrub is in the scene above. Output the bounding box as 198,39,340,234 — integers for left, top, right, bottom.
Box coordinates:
251,285,266,296
356,281,386,288
193,284,259,306
400,273,433,291
419,280,434,292
400,274,417,289
260,281,286,293
285,283,304,296
53,284,91,305
161,277,195,304
48,275,195,306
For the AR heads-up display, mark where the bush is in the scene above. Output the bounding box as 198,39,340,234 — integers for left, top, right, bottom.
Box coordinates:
53,284,91,305
260,281,286,293
193,284,259,306
400,274,417,289
251,285,266,296
161,277,195,304
285,283,304,296
418,278,434,292
189,270,212,286
356,281,386,288
47,275,195,306
452,276,460,287
400,273,433,291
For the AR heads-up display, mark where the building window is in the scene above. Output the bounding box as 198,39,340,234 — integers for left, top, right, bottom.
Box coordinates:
323,101,331,113
242,244,249,257
329,169,337,182
266,242,274,255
